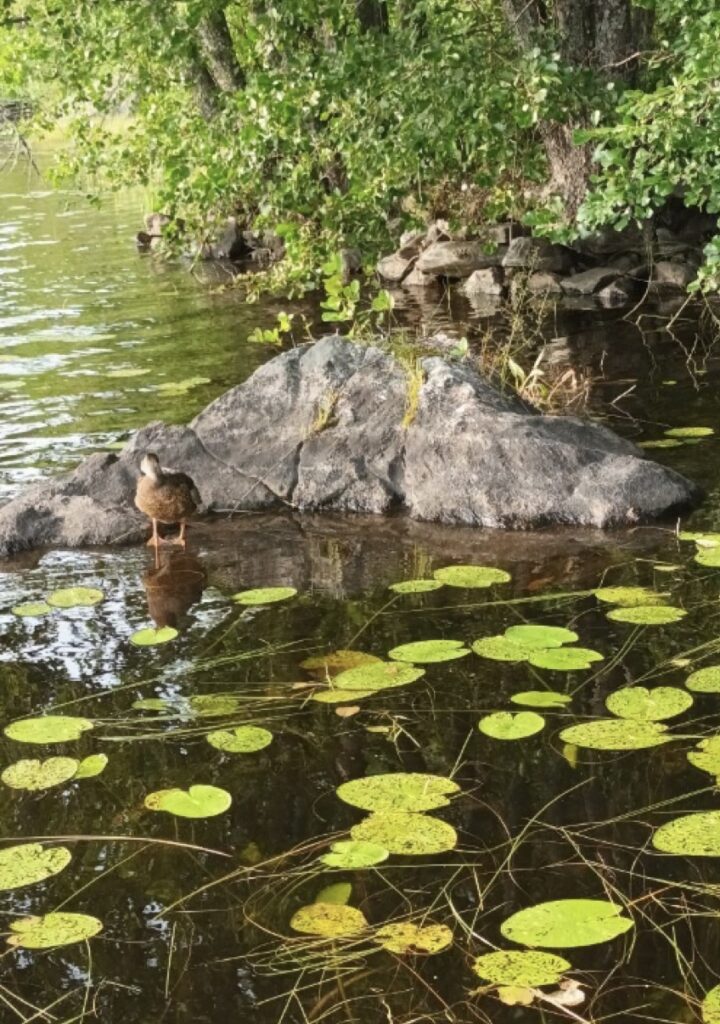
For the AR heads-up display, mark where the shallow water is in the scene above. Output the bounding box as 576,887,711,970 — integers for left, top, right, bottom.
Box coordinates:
2,152,720,1023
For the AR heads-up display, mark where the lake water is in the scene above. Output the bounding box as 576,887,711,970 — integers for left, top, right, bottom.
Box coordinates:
1,151,720,1024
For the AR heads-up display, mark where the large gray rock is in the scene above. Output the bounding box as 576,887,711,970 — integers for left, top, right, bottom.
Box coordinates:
416,241,502,277
0,337,701,556
560,267,621,296
502,237,573,274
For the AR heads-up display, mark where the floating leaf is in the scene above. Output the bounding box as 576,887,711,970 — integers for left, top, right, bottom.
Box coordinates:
686,666,720,692
605,686,692,721
11,601,52,618
594,586,667,607
206,725,273,753
528,647,603,671
653,811,720,856
2,757,79,791
189,695,243,717
559,719,671,751
144,784,232,818
46,587,104,609
301,650,380,677
351,812,457,856
389,579,444,594
334,662,425,692
471,636,530,662
290,902,368,938
73,754,108,779
155,376,211,395
337,773,459,813
472,950,571,987
695,548,720,568
375,922,453,955
388,639,469,664
497,985,535,1006
606,606,686,625
504,625,578,649
316,882,351,905
664,426,714,438
433,565,511,588
5,716,94,744
702,986,720,1024
320,840,389,869
7,912,103,949
687,736,720,779
0,844,71,891
500,899,633,948
312,688,375,704
639,438,683,449
130,626,178,647
478,712,545,740
511,691,571,708
233,587,297,606
679,531,720,547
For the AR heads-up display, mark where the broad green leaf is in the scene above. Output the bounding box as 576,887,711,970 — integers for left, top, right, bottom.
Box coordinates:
653,811,720,856
433,565,511,588
664,426,714,438
232,587,297,605
290,902,368,937
497,985,535,1005
130,626,178,646
594,586,667,607
73,754,108,779
351,812,457,856
679,532,720,547
504,625,578,649
686,665,720,692
639,438,683,449
471,636,530,662
206,725,273,753
2,757,79,791
500,899,633,948
472,950,571,986
528,647,603,670
5,716,94,744
315,882,351,905
11,601,52,618
559,719,671,750
389,579,443,594
337,773,460,813
478,711,545,740
605,686,692,721
606,606,686,625
687,736,720,778
511,691,571,708
189,696,243,717
7,912,103,949
375,922,453,954
702,985,720,1024
388,639,469,663
144,784,232,818
695,547,720,567
301,650,380,677
319,840,389,869
334,662,425,692
0,844,72,891
46,587,104,609
311,688,375,703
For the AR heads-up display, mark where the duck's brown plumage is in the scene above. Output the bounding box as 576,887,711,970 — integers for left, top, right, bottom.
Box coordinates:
135,454,200,525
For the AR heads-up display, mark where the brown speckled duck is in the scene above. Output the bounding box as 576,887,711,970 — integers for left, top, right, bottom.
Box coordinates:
135,453,201,549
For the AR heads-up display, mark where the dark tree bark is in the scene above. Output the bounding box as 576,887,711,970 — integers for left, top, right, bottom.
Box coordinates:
196,7,245,93
356,0,389,33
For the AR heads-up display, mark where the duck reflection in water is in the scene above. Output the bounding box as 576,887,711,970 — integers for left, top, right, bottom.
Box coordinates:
142,549,207,630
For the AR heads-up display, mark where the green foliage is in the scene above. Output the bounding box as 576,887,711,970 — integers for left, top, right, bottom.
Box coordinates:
500,899,633,949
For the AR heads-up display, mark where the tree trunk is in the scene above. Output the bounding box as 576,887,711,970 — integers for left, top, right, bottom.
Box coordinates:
196,7,245,93
356,0,389,33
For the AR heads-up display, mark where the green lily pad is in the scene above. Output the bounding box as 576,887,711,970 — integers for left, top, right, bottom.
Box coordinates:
315,882,352,905
130,626,178,646
351,812,457,856
702,985,720,1024
687,736,720,778
605,686,692,721
664,426,714,438
471,636,530,662
389,579,444,594
686,666,720,692
500,899,633,948
472,950,571,986
387,639,469,664
695,548,720,568
679,531,720,547
11,601,52,618
2,757,79,791
528,647,603,671
433,565,511,588
301,650,381,677
0,843,72,891
4,716,94,744
73,754,109,779
7,912,103,949
606,606,686,625
653,811,720,856
319,840,389,869
336,773,460,813
144,784,232,818
594,586,667,607
311,688,376,704
46,587,104,609
375,922,453,955
232,587,297,606
639,438,683,449
478,711,545,740
189,695,243,716
106,367,151,378
334,661,425,692
290,902,368,938
206,725,273,753
559,719,671,751
504,624,578,649
510,691,571,708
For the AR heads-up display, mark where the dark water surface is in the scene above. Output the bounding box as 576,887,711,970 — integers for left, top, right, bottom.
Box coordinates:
2,153,720,1024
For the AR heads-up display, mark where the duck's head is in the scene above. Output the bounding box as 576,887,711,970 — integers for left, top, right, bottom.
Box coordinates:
140,452,161,480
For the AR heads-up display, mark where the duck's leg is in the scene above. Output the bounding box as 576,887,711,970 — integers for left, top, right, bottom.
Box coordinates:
146,518,160,548
178,520,187,550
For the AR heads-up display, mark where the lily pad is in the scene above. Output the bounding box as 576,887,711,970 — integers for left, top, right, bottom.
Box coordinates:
702,986,720,1024
679,531,720,547
316,882,352,905
2,757,79,791
7,912,103,949
334,661,425,692
504,624,578,649
301,649,381,677
311,688,375,704
5,716,94,744
471,636,530,662
639,438,683,449
695,547,720,568
500,899,633,948
375,922,453,955
46,587,104,609
686,665,720,692
389,579,444,594
388,639,469,664
144,784,232,818
351,812,457,856
0,843,72,891
472,950,571,986
605,686,692,721
594,586,667,607
336,773,460,813
510,691,571,708
664,426,714,438
433,565,511,588
687,736,720,778
205,725,273,753
189,695,243,716
73,754,108,779
528,647,603,671
155,376,211,395
11,601,52,618
130,626,178,647
559,719,671,751
319,840,389,869
653,811,720,856
232,587,297,605
290,902,368,938
606,605,686,625
478,711,545,740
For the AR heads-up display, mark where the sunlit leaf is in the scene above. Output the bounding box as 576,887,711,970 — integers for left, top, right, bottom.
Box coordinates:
605,686,693,721
375,921,453,954
687,736,720,778
155,376,210,395
232,587,297,605
639,438,683,449
319,840,389,869
471,635,530,662
472,950,571,986
559,719,671,750
351,812,457,855
500,899,633,948
606,606,686,625
46,587,104,609
679,531,720,547
7,912,103,949
73,754,109,779
504,625,578,649
11,602,52,618
130,626,178,646
301,650,380,677
433,565,511,588
315,882,351,905
702,985,720,1024
511,691,571,708
334,662,425,692
337,773,460,813
594,586,667,607
205,725,273,753
389,579,444,594
388,639,469,663
189,696,243,716
0,844,72,891
694,547,720,567
144,784,232,818
311,688,376,703
5,716,94,744
686,665,720,692
478,711,545,740
664,426,714,438
290,902,368,937
653,811,720,856
528,647,603,670
2,757,79,791
497,985,535,1005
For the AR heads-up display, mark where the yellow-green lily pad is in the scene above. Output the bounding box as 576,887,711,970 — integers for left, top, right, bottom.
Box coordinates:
605,686,693,721
4,716,94,744
686,665,720,692
2,757,79,791
46,587,104,609
472,950,571,986
73,754,108,779
471,635,530,662
351,812,457,856
528,647,603,671
388,639,469,663
11,601,52,618
478,711,545,740
319,840,389,869
606,606,686,625
653,811,720,856
500,899,633,948
333,661,425,692
389,579,444,594
311,688,376,703
433,565,511,588
232,587,297,605
336,773,460,813
594,586,667,607
510,691,571,708
7,912,103,949
144,784,232,818
559,719,671,750
664,426,714,438
301,649,381,677
687,736,720,778
0,844,72,891
375,921,453,955
504,624,578,649
205,725,273,753
290,902,368,938
130,626,178,647
702,985,720,1024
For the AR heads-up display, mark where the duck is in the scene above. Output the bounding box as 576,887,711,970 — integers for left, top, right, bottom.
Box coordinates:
142,549,207,628
135,452,201,549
